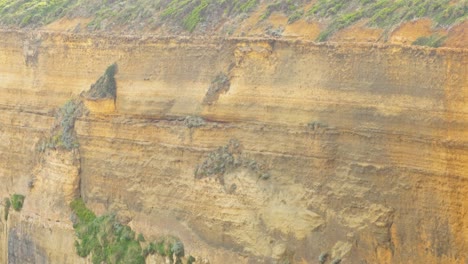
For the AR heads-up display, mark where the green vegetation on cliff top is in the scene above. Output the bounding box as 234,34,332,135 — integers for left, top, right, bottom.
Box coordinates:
0,0,466,40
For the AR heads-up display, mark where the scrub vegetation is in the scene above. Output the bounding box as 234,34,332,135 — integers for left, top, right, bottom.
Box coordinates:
70,198,194,264
412,33,447,47
37,99,83,151
308,0,467,41
0,0,465,39
195,139,271,185
84,63,117,100
11,194,25,211
3,194,25,221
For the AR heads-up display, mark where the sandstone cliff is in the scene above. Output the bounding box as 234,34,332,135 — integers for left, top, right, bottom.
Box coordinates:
0,29,467,263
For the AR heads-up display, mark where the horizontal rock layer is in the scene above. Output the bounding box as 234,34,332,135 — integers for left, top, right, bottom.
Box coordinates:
0,30,467,263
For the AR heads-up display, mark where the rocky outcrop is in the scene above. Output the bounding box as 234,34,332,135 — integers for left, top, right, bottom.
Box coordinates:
0,30,467,263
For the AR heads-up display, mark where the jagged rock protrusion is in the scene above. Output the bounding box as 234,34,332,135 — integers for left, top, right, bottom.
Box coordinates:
82,63,118,113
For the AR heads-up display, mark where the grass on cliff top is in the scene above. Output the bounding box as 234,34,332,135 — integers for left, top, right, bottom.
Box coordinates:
0,0,259,31
0,0,466,39
308,0,468,41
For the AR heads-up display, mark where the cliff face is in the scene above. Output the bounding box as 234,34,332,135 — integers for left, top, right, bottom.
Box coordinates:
0,30,467,263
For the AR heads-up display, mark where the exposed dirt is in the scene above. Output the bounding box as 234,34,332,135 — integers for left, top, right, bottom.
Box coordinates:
43,17,92,33
330,20,384,43
444,20,468,48
389,18,447,45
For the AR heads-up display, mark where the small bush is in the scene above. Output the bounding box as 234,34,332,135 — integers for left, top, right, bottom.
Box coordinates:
40,99,82,151
11,194,25,212
70,198,96,224
319,252,329,264
84,63,118,99
58,100,82,150
184,116,206,128
172,241,185,258
194,139,239,182
266,27,284,37
195,139,271,185
203,73,230,105
143,242,157,257
155,240,166,256
70,199,189,264
71,199,145,264
187,255,196,264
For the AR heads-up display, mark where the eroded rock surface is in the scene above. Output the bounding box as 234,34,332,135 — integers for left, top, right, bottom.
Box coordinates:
0,30,466,263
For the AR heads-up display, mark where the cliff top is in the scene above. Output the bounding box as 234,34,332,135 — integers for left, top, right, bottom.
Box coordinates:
0,0,466,48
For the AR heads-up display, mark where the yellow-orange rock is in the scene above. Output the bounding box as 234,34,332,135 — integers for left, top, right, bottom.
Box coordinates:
0,30,466,263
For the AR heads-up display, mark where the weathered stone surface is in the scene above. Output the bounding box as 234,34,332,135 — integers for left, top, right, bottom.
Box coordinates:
8,227,47,264
0,30,466,263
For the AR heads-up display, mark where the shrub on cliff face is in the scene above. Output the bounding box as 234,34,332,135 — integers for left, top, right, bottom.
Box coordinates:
194,139,239,183
70,198,190,264
187,255,196,264
3,194,25,220
195,139,271,185
11,194,25,211
58,100,82,149
184,115,206,128
319,252,329,264
37,99,83,151
71,198,145,264
70,198,96,223
202,73,230,105
84,63,118,100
